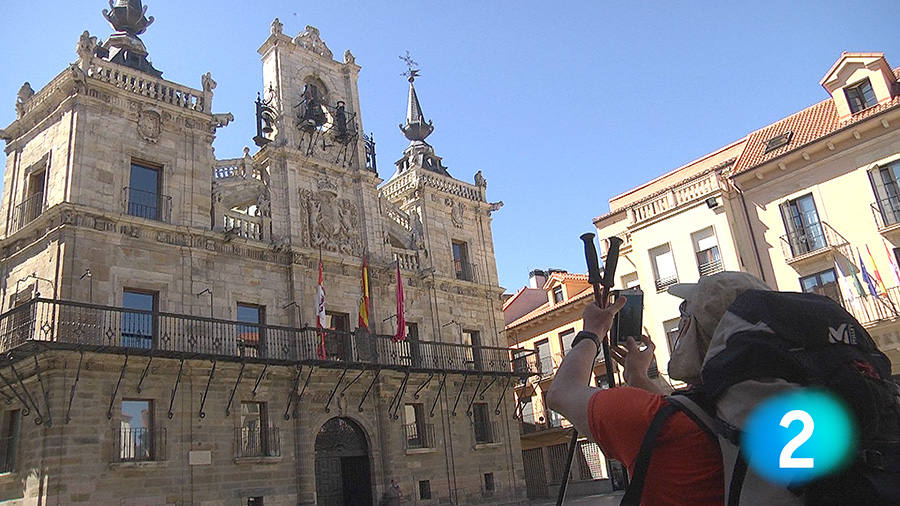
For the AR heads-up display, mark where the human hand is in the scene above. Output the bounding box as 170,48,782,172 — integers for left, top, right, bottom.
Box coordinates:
582,296,626,338
610,335,656,386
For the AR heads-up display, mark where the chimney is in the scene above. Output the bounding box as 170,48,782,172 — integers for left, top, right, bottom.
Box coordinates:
529,269,548,289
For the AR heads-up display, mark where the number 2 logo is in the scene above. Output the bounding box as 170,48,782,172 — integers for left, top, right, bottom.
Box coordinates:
779,410,814,469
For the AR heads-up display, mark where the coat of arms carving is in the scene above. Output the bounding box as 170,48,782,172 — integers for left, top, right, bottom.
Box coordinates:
299,180,361,255
137,107,162,143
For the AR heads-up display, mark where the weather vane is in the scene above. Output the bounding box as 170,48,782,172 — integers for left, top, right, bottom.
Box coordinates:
400,51,420,83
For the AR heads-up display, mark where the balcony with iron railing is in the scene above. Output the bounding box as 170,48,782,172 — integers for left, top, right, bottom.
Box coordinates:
454,261,477,283
871,200,900,234
779,221,849,265
404,423,435,450
10,192,44,233
843,286,900,326
235,426,281,458
114,427,166,463
698,259,724,277
655,275,678,293
0,434,15,473
473,420,499,445
0,298,539,377
123,187,172,223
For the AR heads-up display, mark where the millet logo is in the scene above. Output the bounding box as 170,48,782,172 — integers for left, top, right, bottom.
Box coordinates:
828,322,858,345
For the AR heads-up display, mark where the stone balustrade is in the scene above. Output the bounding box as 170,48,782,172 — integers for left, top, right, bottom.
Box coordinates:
223,210,267,242
381,170,485,203
630,171,723,224
380,198,411,232
392,247,420,271
86,59,207,113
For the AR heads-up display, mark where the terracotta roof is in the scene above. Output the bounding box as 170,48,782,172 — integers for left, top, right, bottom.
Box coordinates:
506,286,594,329
733,68,900,174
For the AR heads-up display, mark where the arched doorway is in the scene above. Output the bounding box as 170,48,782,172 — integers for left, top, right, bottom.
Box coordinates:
315,417,373,506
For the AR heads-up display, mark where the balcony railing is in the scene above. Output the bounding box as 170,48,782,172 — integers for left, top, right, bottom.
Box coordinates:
123,187,172,223
10,192,44,233
698,259,724,277
843,286,900,326
655,275,678,293
115,427,166,463
404,423,435,450
0,298,539,377
871,200,900,231
454,261,477,282
0,434,15,473
473,420,499,444
236,426,280,458
779,221,848,262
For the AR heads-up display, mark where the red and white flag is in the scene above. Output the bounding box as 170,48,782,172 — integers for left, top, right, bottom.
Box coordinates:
315,258,327,359
393,263,406,342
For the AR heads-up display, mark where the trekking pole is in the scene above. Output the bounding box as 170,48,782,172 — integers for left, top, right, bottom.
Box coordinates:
556,234,622,506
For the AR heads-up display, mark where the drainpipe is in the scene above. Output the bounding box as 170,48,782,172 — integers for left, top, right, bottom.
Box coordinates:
733,179,766,283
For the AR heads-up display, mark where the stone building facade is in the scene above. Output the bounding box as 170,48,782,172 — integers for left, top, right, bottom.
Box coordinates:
0,3,535,505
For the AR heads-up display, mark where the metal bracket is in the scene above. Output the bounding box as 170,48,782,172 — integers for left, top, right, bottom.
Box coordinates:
513,390,526,420
106,353,129,420
388,371,410,421
324,367,348,414
283,365,304,421
413,373,434,400
465,374,484,417
0,369,29,416
10,357,43,425
340,369,366,397
32,354,51,427
495,376,513,416
478,376,497,400
225,362,246,417
358,369,381,412
429,373,447,418
450,374,469,417
136,354,153,393
65,351,84,424
251,364,268,397
167,359,184,420
0,383,13,405
198,360,216,419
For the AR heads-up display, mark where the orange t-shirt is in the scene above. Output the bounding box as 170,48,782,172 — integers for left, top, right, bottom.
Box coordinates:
588,387,724,505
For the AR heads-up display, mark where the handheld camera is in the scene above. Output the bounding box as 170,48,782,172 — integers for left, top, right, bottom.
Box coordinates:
610,288,643,344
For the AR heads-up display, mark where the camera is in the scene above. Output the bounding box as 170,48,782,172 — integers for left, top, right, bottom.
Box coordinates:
610,288,643,344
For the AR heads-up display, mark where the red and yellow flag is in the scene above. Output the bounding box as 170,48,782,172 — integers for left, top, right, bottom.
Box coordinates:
358,256,370,331
393,262,406,342
866,244,888,294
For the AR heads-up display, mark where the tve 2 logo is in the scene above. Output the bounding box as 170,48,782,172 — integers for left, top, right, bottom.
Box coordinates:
742,389,856,485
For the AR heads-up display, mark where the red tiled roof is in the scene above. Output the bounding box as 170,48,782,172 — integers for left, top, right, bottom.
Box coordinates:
506,286,594,329
733,68,900,174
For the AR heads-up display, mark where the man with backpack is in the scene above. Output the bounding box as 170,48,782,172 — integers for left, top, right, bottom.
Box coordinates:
547,271,899,505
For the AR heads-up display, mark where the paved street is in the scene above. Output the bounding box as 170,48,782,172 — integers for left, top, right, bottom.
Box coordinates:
530,492,624,505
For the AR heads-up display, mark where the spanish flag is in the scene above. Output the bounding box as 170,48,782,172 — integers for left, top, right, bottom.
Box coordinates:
866,244,888,294
358,256,370,331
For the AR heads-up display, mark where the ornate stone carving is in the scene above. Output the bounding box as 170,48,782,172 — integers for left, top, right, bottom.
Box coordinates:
201,72,216,93
293,25,332,59
474,170,486,188
102,0,155,35
212,112,234,128
271,18,283,36
137,106,162,143
488,201,504,215
77,31,101,61
450,200,465,229
409,209,425,250
15,82,34,118
299,182,361,255
344,50,355,65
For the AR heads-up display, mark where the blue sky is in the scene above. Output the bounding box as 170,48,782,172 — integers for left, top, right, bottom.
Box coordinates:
2,1,899,291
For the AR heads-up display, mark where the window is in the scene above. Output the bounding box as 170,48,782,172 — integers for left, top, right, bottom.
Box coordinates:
692,227,722,276
127,162,161,220
452,241,473,281
0,410,20,473
239,401,275,457
122,290,156,349
649,244,678,292
663,318,681,354
472,403,495,444
535,339,552,376
237,303,265,358
869,162,900,227
325,311,349,332
780,194,826,256
484,472,495,494
403,403,431,449
406,322,421,367
247,498,264,506
764,131,793,154
800,269,842,305
419,480,432,500
120,399,154,461
552,285,564,304
559,328,576,355
520,395,535,425
845,78,877,114
462,329,482,370
323,311,350,360
621,272,640,289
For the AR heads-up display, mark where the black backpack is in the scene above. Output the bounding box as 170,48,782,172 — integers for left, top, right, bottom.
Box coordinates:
622,290,900,505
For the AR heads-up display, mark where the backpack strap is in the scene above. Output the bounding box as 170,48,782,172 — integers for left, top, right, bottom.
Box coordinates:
728,449,748,506
666,395,717,440
619,402,679,506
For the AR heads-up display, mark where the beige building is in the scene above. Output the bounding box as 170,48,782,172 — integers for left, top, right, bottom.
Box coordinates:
0,3,535,505
503,270,627,500
594,51,900,379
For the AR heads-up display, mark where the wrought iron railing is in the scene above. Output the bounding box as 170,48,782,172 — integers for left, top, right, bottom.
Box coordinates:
655,275,678,293
0,434,15,472
0,299,539,377
455,261,477,282
473,420,499,444
779,221,847,261
236,426,280,458
114,427,165,462
872,200,900,230
698,259,724,277
403,423,435,449
123,187,173,223
843,286,900,326
10,191,44,233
